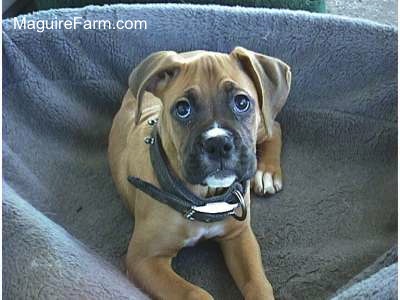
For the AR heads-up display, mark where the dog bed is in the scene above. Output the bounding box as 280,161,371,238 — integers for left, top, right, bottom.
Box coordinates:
3,4,397,299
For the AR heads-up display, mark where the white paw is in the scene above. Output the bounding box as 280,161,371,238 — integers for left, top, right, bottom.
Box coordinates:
252,170,282,195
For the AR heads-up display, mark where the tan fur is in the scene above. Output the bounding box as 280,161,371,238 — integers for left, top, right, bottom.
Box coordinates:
108,47,291,299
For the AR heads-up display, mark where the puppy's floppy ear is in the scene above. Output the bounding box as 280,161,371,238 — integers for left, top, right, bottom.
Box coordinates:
129,51,181,124
231,47,292,138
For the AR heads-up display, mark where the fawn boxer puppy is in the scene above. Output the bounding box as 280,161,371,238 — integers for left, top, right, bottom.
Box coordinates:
108,47,291,300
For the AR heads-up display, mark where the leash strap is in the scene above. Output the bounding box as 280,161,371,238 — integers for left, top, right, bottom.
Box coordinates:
127,130,247,223
128,176,241,222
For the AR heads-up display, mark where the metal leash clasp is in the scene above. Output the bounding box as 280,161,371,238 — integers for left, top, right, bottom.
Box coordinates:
232,190,247,221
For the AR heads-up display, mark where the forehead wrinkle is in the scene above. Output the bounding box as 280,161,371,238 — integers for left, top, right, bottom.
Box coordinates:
177,54,232,84
191,55,228,81
203,55,224,81
172,54,244,103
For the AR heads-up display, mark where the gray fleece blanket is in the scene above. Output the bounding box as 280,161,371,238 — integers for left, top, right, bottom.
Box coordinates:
3,4,397,300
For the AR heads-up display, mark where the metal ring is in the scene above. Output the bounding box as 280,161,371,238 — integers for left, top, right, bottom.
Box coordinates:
147,118,158,126
232,190,247,221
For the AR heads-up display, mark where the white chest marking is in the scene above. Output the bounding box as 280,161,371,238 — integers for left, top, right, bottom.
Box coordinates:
183,224,225,247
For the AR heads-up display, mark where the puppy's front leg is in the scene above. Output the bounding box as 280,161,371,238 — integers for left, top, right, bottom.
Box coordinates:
219,226,274,300
126,230,213,300
252,121,283,195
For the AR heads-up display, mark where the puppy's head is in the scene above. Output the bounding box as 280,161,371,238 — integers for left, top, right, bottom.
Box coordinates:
129,47,291,188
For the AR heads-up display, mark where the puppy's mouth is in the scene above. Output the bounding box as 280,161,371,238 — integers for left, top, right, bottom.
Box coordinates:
202,170,237,188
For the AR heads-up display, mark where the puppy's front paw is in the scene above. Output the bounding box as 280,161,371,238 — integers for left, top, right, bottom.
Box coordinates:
251,169,282,196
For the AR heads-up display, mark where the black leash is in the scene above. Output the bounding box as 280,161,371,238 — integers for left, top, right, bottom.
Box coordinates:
127,128,247,223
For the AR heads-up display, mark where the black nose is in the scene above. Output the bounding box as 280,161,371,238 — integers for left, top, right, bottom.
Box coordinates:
202,135,234,159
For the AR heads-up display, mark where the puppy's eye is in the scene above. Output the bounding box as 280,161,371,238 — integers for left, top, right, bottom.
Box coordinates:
233,94,250,113
175,100,191,119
